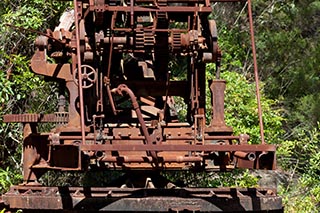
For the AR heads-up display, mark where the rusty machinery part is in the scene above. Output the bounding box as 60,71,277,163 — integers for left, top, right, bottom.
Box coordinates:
2,185,283,212
73,64,97,88
4,0,278,177
2,0,282,211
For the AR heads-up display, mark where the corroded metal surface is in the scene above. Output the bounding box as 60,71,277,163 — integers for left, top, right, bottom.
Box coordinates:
1,0,279,181
2,186,283,212
3,113,68,123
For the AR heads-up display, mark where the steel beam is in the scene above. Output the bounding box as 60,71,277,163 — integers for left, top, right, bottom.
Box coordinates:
2,186,283,212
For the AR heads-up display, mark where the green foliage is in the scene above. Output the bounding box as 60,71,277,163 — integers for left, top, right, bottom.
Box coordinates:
0,0,70,192
208,170,259,188
0,68,13,104
279,175,320,212
223,71,283,144
38,170,125,188
278,124,320,212
253,0,320,131
278,124,320,175
0,167,22,194
0,168,12,193
164,169,259,188
205,69,284,145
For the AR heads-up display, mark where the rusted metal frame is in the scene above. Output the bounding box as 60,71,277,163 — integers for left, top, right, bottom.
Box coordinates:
99,155,202,163
111,28,188,33
4,185,278,196
105,11,119,115
2,186,282,211
23,123,38,182
162,72,171,122
193,12,207,131
47,134,243,141
80,144,276,152
193,63,199,111
189,9,201,122
3,114,67,123
107,11,117,79
189,57,197,118
130,0,134,27
247,0,265,144
102,28,192,42
31,165,82,171
88,5,212,13
102,28,207,49
195,65,207,144
96,73,104,112
161,0,172,120
73,0,86,146
30,46,73,81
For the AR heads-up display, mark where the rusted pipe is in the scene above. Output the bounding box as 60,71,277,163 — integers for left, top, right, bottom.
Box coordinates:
111,84,158,162
100,155,202,163
106,84,118,115
103,36,133,45
234,151,256,161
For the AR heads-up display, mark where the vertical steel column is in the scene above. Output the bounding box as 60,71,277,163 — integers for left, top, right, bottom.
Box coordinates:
73,0,86,145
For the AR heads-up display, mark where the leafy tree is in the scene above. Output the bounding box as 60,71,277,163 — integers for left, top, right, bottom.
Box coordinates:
220,71,283,145
252,0,320,132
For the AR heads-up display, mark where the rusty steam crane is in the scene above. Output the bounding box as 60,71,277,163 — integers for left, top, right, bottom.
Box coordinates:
1,0,282,212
